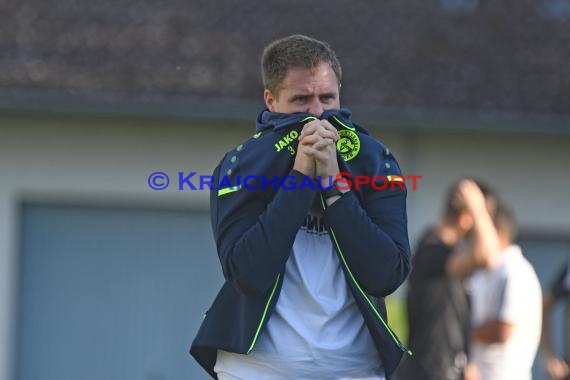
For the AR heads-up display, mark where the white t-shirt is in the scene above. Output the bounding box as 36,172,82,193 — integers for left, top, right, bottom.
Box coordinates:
215,209,385,380
468,245,542,380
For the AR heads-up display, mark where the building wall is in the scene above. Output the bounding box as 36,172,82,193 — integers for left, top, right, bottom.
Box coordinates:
0,115,247,380
377,129,570,245
0,114,569,379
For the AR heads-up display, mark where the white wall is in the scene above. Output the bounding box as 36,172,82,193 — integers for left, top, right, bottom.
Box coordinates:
1,114,569,379
373,129,570,247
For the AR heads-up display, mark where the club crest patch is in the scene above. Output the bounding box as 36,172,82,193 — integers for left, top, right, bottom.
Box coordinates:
336,129,360,161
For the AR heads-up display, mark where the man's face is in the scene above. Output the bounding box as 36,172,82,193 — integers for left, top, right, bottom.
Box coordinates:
264,62,340,116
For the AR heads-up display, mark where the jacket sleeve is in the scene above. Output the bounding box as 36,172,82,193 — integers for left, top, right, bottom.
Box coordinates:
211,167,317,297
321,152,411,297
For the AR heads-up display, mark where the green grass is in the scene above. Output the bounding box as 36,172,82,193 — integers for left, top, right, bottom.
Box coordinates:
385,295,409,345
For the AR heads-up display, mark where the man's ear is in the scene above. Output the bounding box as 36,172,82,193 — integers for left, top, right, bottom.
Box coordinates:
264,89,276,112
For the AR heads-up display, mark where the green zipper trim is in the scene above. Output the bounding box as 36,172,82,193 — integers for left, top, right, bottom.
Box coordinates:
217,185,242,197
247,273,281,353
301,116,319,123
319,194,412,356
331,115,356,131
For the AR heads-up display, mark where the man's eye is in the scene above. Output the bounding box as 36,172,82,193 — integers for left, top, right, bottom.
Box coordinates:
293,96,307,103
320,95,335,103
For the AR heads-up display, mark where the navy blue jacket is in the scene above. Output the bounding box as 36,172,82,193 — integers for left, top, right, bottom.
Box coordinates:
191,108,412,379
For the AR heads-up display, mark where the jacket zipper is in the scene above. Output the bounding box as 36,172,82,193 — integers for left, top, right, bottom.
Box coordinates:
247,273,281,353
319,194,412,356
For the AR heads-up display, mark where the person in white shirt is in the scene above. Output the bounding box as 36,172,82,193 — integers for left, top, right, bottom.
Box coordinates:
469,203,542,380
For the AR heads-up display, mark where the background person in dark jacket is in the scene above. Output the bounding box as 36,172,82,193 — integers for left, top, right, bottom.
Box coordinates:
397,179,500,380
542,259,570,380
191,34,412,379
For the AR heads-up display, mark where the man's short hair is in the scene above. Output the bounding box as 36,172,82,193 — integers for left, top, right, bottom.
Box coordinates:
443,178,498,221
494,203,518,243
261,34,342,96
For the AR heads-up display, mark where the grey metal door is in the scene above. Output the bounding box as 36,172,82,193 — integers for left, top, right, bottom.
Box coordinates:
16,204,223,380
520,238,570,380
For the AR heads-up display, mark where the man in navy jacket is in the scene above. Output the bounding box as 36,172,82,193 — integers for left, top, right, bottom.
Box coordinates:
191,34,412,380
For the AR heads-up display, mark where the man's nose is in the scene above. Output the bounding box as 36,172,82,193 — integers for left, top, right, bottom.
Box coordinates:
307,100,324,117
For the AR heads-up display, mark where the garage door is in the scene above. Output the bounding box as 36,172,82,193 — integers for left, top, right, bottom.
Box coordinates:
16,204,223,380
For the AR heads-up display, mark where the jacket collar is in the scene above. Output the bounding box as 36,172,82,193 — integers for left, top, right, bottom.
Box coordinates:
255,108,359,132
